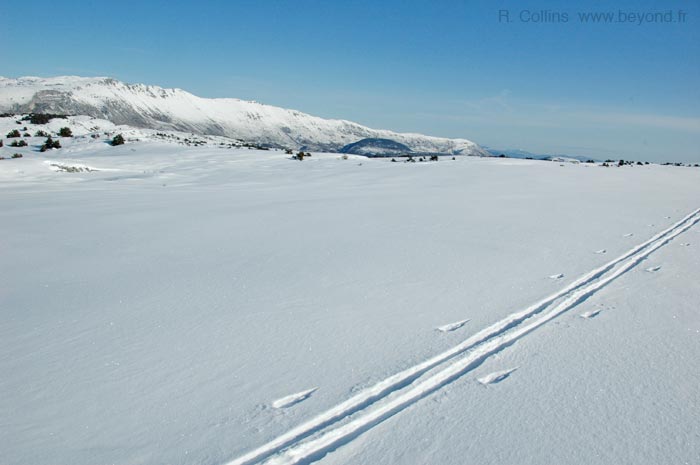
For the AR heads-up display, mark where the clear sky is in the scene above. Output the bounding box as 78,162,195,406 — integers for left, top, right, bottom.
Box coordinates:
2,0,699,162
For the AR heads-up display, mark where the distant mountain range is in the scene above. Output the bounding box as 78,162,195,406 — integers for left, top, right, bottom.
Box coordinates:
483,147,599,163
0,76,488,156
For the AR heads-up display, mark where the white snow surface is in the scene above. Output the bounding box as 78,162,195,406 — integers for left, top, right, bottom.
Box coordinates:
0,76,486,155
1,117,699,465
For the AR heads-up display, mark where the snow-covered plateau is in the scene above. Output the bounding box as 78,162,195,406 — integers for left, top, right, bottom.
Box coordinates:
1,115,699,465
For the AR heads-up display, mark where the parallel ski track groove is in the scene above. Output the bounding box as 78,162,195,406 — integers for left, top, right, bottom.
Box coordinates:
227,208,700,465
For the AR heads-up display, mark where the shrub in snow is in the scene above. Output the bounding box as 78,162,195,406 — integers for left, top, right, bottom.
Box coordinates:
24,113,68,125
40,136,61,152
10,139,28,147
23,132,31,137
58,127,73,137
12,153,22,158
0,139,3,147
35,130,49,137
6,129,21,138
294,151,305,160
111,134,125,146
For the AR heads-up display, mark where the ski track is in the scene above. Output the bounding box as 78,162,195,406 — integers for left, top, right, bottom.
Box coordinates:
226,208,700,465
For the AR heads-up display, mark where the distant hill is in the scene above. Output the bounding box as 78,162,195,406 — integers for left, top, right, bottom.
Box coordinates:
0,76,488,156
340,138,412,156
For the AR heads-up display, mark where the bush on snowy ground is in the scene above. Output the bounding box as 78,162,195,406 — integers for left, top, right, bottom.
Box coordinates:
22,113,68,125
10,140,28,147
58,127,73,137
35,130,49,137
40,136,61,152
6,129,21,138
111,134,125,146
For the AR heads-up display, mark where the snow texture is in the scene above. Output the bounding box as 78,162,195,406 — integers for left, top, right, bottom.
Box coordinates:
1,115,699,465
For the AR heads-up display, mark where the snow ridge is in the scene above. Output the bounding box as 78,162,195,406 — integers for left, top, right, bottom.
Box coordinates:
226,207,700,465
0,76,487,155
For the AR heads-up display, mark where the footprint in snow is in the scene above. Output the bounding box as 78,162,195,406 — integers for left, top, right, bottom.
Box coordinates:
478,368,517,385
645,265,662,273
594,249,607,254
549,273,564,280
271,387,318,409
580,309,602,319
623,233,634,237
436,319,470,333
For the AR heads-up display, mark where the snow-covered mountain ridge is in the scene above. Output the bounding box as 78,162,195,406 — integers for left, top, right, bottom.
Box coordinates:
0,76,487,155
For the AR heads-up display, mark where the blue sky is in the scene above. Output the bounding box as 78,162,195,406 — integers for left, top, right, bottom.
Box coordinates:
2,0,699,161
